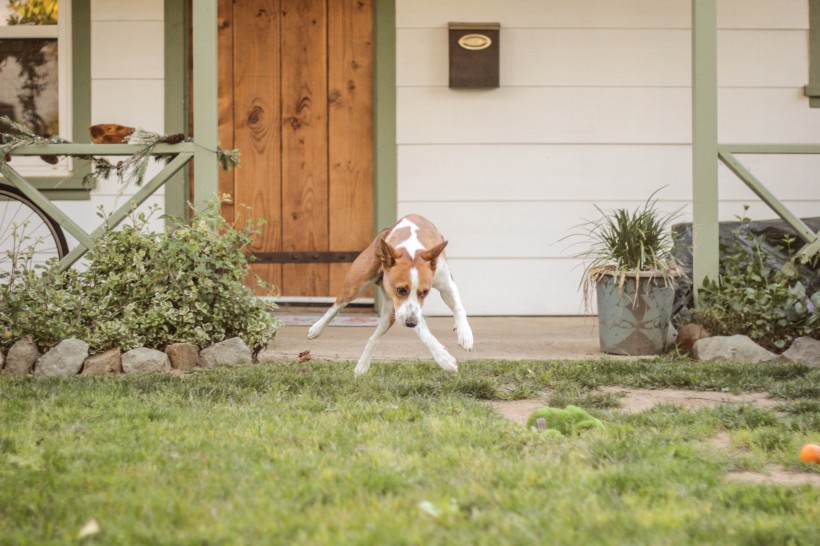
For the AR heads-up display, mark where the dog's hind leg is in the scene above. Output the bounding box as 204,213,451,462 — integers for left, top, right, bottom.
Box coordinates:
413,315,458,373
308,278,375,340
353,291,395,376
308,240,383,340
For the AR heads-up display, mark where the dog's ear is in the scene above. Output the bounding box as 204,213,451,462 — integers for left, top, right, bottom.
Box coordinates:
377,238,399,269
420,240,448,268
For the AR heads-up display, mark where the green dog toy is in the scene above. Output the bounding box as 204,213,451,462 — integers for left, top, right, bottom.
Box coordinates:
527,405,604,437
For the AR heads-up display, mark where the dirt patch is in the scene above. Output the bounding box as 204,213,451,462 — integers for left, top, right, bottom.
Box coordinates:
490,388,779,425
597,387,779,414
489,399,549,426
726,467,820,487
490,393,819,488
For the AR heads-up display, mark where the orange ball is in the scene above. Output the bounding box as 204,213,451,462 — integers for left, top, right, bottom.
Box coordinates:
799,444,820,464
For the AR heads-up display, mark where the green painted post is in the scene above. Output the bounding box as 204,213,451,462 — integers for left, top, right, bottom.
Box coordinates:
373,0,398,311
806,0,820,107
691,0,720,300
165,0,190,220
374,0,397,234
192,0,219,209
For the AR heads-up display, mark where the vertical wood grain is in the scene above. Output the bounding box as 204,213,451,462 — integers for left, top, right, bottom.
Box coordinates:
281,0,330,296
328,0,375,297
220,0,374,299
233,0,283,292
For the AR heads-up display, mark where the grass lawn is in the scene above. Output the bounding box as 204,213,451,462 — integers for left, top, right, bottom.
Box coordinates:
1,358,819,545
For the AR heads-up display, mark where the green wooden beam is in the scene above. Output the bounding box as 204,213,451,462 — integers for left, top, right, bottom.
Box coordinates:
56,153,194,269
719,144,820,154
691,0,720,299
72,0,91,145
797,234,820,258
0,163,95,250
9,143,196,156
718,151,818,243
165,0,190,221
374,0,397,234
806,0,820,107
191,0,219,209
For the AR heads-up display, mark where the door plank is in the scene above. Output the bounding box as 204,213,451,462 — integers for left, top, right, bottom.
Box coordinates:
328,0,375,298
281,0,330,296
233,0,283,292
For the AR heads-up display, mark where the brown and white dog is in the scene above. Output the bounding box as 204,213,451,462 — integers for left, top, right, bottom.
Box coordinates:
308,214,474,375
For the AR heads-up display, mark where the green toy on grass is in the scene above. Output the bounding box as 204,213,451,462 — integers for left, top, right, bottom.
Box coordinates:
526,405,605,437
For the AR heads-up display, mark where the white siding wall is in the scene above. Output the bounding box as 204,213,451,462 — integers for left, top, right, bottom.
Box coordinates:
396,0,820,316
56,0,166,245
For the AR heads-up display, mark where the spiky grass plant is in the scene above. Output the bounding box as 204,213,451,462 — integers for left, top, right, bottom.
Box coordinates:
566,189,682,307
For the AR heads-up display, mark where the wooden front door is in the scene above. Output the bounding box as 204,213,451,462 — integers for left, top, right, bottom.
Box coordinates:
217,0,374,298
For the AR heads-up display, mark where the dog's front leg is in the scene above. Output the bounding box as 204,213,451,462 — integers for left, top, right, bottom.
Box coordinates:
434,264,474,351
413,315,458,373
353,293,395,376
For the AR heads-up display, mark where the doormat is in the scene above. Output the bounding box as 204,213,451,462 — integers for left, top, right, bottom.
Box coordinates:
277,314,380,327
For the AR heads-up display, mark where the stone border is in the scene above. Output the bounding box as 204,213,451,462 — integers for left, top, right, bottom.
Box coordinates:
0,336,252,377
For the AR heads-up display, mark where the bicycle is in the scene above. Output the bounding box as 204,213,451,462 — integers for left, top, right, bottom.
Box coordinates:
0,182,68,274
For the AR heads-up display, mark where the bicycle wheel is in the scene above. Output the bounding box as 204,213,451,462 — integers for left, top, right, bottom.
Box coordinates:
0,183,69,274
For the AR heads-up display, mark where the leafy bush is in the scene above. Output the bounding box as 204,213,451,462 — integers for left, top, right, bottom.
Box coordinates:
0,201,279,352
691,210,819,352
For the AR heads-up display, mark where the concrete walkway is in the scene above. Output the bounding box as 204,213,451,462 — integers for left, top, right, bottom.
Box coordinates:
259,315,604,363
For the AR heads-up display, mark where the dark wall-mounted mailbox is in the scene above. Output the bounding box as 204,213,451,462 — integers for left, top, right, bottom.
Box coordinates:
448,22,500,89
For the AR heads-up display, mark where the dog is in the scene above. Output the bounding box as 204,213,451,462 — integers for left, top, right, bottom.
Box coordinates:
308,214,474,375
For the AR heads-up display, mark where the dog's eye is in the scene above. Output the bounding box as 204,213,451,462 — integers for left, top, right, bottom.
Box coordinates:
397,287,408,297
419,290,429,298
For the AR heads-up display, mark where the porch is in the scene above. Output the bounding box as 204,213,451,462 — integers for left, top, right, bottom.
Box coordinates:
260,315,602,362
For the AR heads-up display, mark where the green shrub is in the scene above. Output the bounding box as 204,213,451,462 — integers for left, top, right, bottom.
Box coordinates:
690,210,819,352
0,201,279,352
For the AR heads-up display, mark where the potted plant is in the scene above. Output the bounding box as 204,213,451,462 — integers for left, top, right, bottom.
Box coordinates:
567,190,682,355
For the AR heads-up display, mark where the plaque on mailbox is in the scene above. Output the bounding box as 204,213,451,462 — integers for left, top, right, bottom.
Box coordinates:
448,22,500,89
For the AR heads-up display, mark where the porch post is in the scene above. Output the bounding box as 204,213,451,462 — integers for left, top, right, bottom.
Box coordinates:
192,0,219,208
691,0,720,300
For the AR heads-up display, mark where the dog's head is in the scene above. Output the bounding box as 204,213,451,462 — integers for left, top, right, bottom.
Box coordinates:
378,237,447,328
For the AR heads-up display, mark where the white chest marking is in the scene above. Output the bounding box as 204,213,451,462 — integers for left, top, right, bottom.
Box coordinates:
390,218,425,258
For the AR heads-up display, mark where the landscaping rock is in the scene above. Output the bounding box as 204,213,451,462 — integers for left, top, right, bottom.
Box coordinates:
199,337,252,369
693,335,778,363
122,347,171,374
782,337,820,367
165,343,199,370
677,324,711,356
82,348,123,375
35,339,90,377
5,337,41,375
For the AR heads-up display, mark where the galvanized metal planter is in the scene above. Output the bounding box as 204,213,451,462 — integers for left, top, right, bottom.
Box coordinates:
595,271,676,356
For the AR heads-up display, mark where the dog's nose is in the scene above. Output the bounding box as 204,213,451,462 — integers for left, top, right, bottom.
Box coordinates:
405,318,418,328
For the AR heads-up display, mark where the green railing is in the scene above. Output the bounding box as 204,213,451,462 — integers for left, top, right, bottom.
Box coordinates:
0,0,219,272
1,143,195,269
717,144,820,258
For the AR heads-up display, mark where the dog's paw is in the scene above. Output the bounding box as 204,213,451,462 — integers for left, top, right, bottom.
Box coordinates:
433,349,458,373
456,320,474,351
353,358,371,376
307,322,323,340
